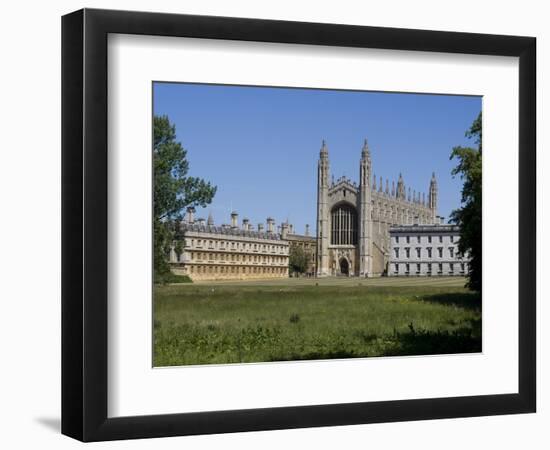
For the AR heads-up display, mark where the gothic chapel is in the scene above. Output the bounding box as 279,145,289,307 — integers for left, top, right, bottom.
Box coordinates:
316,139,439,277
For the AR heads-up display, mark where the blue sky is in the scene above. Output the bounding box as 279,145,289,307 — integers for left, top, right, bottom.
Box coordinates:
153,82,481,234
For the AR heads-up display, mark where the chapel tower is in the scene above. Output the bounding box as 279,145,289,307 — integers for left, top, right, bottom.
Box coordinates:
358,139,373,277
316,140,330,276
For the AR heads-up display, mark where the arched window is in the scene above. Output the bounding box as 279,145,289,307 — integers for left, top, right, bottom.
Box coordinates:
331,204,358,245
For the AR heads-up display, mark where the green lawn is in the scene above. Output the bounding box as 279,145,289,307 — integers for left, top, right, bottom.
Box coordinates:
154,277,481,366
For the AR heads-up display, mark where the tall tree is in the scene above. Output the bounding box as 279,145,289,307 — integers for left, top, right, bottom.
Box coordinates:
450,112,482,291
153,115,217,277
289,245,310,275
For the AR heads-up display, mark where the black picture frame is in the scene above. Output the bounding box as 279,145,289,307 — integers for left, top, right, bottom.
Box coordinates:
62,8,536,442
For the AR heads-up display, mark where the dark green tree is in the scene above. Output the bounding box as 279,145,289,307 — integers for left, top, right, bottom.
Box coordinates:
289,245,310,275
450,112,482,291
154,115,216,278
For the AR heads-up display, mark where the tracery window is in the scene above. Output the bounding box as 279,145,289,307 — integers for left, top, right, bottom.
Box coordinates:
330,204,358,245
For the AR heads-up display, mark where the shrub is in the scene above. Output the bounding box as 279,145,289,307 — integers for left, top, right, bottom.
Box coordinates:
154,271,192,285
289,313,300,324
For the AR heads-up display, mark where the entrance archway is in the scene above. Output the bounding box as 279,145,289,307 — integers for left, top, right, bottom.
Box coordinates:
339,258,349,276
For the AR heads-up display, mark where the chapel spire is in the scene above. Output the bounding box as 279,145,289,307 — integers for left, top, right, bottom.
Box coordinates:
429,171,438,217
397,173,405,200
361,138,370,159
320,139,328,159
360,138,371,187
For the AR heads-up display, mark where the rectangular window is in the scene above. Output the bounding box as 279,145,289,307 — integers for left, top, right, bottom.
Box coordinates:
406,236,410,244
439,235,443,243
438,247,443,258
449,247,454,257
417,236,421,243
428,236,432,243
416,263,420,273
394,247,399,258
405,263,410,274
438,263,443,273
450,263,454,273
395,264,399,273
395,236,399,243
405,247,410,258
427,247,432,258
416,247,421,258
428,263,432,272
450,235,455,243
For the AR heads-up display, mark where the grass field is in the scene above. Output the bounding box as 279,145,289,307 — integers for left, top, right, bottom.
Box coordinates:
153,277,481,367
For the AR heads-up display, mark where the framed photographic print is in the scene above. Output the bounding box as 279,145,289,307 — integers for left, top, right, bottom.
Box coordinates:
61,8,536,442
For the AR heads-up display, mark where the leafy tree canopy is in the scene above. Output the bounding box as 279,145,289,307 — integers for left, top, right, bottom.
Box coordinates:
450,112,482,291
154,115,217,221
289,245,310,275
154,115,217,277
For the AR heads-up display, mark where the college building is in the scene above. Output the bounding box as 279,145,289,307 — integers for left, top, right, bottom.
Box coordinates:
169,210,290,281
169,139,470,281
315,139,440,277
388,224,469,277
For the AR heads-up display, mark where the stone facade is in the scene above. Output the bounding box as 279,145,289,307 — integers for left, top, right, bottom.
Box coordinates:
168,139,469,281
388,224,469,276
169,209,289,281
316,139,440,277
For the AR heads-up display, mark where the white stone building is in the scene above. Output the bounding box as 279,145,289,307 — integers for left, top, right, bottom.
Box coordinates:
388,224,469,277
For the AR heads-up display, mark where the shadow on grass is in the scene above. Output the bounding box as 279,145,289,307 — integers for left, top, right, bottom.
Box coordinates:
269,320,481,362
269,349,362,362
383,321,481,357
420,292,481,312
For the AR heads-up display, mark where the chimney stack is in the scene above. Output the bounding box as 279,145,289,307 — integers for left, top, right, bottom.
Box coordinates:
281,222,289,239
305,224,310,236
242,218,250,230
231,211,238,228
258,223,264,232
267,217,275,233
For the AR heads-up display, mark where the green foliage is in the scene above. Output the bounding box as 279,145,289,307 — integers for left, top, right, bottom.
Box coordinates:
450,112,482,291
153,115,217,278
153,282,481,366
154,271,193,285
174,239,183,260
289,245,310,275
